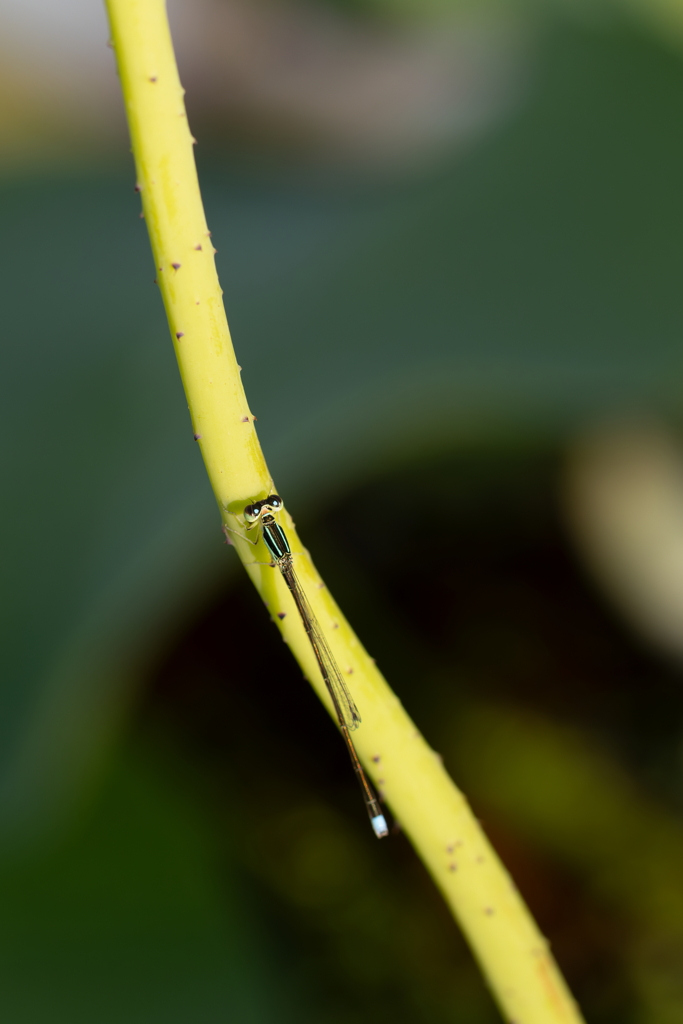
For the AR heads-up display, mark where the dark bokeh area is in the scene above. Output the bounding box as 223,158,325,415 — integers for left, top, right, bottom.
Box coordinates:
3,2,683,1022
146,447,681,1024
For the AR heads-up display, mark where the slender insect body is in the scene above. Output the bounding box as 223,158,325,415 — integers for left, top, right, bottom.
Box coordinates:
239,494,388,839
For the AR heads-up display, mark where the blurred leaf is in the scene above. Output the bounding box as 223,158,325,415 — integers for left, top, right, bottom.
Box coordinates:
0,742,286,1024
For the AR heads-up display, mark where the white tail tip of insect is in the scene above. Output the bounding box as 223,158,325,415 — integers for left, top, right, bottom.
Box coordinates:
371,814,389,838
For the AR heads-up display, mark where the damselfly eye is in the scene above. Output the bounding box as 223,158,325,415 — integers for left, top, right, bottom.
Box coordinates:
270,495,282,509
243,503,259,521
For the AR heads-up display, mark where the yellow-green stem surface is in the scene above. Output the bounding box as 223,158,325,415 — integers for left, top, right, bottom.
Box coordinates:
104,3,585,1021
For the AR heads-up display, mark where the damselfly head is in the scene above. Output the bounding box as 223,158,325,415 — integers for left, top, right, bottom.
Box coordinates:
243,494,283,523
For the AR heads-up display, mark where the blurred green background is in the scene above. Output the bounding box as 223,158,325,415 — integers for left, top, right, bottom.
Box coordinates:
4,0,683,1021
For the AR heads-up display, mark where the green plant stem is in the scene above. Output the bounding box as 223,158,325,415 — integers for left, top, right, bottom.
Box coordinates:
104,2,585,1021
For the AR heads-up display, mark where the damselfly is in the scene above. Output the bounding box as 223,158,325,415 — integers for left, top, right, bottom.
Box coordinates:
232,494,388,839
